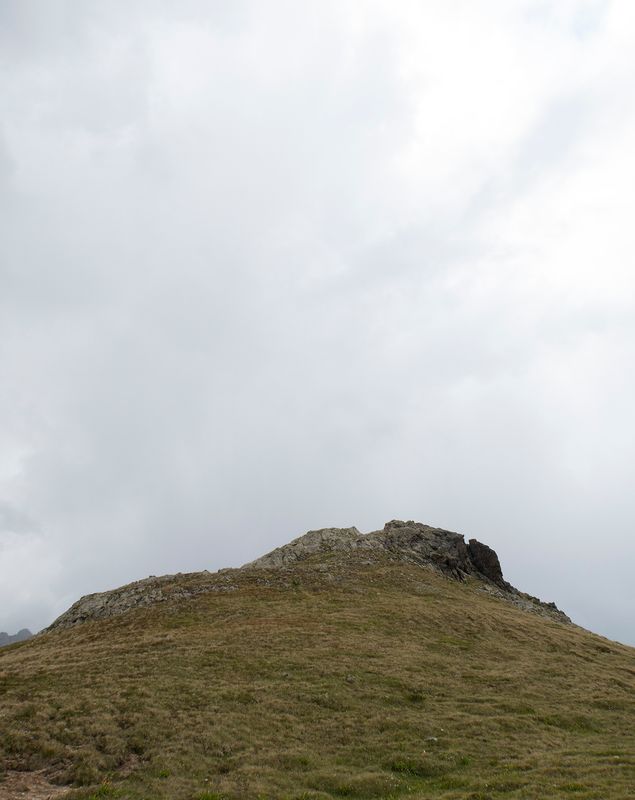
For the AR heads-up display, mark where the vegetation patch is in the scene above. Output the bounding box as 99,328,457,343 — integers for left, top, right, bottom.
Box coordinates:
0,559,633,799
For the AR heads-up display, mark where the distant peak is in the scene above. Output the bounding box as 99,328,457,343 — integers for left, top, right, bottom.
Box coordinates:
0,628,33,647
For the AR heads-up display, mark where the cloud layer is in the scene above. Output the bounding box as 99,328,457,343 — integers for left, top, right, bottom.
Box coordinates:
1,0,634,644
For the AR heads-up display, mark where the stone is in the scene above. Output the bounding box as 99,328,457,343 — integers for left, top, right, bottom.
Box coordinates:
467,539,510,589
243,526,362,568
248,520,571,624
44,520,571,632
249,520,493,584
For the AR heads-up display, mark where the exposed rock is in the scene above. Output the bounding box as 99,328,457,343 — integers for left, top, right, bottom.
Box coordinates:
0,628,32,648
364,520,475,579
44,520,571,632
248,520,571,624
249,520,488,583
467,539,510,590
244,526,361,568
477,582,571,623
45,573,238,632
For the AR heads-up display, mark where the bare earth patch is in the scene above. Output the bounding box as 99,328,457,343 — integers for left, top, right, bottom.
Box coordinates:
0,771,68,800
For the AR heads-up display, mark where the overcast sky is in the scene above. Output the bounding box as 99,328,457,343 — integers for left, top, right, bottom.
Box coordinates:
1,0,634,646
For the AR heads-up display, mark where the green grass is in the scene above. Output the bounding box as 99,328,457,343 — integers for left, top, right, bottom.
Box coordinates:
0,556,633,799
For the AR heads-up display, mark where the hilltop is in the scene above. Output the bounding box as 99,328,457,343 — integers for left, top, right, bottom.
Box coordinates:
0,521,633,800
45,521,569,633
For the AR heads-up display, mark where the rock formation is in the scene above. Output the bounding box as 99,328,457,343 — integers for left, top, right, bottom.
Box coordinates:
0,628,33,647
45,520,571,632
247,520,570,622
45,572,237,632
250,520,503,584
467,538,510,590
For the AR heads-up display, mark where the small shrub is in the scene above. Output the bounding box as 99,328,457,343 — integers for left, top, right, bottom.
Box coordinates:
406,688,427,704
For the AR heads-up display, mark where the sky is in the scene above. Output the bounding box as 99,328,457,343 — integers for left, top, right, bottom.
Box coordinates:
1,0,634,646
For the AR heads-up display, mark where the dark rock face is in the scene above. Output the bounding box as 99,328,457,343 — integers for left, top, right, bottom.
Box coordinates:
248,520,571,624
249,520,504,582
467,539,509,589
0,628,32,647
250,520,503,586
367,521,475,580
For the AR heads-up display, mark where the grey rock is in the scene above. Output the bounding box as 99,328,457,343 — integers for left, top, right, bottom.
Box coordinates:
45,573,238,632
244,526,362,568
248,519,571,624
45,519,571,632
249,520,487,583
0,628,33,647
364,520,475,579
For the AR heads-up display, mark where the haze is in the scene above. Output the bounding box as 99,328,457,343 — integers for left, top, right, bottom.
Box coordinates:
1,1,634,646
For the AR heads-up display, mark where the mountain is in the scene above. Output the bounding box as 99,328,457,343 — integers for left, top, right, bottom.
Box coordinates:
0,628,32,647
0,521,633,800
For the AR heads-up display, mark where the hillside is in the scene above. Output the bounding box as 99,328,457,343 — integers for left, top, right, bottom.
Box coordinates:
0,521,633,800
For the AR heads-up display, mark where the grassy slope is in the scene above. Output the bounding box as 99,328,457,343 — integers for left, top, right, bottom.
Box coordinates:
0,557,633,800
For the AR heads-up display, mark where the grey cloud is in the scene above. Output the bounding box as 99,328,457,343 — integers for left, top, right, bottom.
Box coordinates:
0,1,633,645
0,503,39,534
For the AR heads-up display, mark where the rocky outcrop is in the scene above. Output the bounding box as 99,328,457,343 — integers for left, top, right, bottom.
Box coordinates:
45,520,571,632
47,580,168,630
45,573,238,632
246,526,362,568
248,520,571,623
467,539,510,590
364,520,476,579
249,520,494,583
0,629,32,647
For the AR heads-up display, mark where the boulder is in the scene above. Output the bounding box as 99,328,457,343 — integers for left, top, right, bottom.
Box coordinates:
467,539,510,589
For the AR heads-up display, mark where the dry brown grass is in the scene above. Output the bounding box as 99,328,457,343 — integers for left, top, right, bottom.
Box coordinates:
0,556,633,799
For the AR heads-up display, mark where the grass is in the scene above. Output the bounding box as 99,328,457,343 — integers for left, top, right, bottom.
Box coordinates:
0,554,633,799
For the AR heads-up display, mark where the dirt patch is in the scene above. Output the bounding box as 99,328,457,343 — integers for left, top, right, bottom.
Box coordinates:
0,771,68,800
